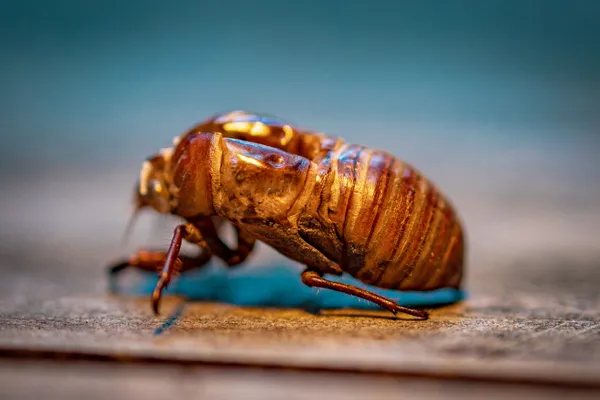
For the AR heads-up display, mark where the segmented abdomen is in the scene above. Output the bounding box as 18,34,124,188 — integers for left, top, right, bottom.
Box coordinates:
324,144,464,291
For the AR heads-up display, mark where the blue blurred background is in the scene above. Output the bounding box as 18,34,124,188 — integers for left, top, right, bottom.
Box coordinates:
1,0,598,169
0,0,598,310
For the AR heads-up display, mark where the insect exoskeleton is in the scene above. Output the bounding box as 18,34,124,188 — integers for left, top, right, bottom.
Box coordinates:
116,130,464,319
139,111,347,268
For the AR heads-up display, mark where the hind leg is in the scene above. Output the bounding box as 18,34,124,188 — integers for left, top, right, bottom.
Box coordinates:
301,269,428,319
237,219,428,319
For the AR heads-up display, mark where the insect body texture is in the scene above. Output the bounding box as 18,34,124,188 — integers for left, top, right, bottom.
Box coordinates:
108,120,465,320
297,143,463,292
178,133,464,291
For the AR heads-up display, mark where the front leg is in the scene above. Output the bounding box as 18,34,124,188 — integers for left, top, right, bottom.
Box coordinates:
107,217,255,303
152,223,212,314
107,248,212,293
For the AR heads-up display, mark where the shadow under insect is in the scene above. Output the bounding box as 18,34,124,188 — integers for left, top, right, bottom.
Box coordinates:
111,260,466,314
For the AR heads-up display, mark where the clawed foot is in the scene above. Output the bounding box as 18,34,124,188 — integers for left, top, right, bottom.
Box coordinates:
151,274,170,315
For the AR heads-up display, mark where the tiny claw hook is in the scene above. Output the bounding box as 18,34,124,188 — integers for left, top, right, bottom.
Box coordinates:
392,304,429,320
405,308,429,320
152,275,168,315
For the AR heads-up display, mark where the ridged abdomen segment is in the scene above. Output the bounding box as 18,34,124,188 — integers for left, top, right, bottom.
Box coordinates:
324,144,464,291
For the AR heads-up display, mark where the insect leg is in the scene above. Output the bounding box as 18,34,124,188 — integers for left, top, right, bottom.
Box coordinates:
107,248,212,298
107,248,212,283
152,223,212,314
193,217,256,267
301,269,429,320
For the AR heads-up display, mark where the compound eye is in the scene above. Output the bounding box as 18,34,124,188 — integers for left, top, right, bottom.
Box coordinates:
149,179,165,195
146,179,170,212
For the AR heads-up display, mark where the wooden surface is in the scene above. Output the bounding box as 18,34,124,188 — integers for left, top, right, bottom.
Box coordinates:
4,358,600,400
1,168,600,398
